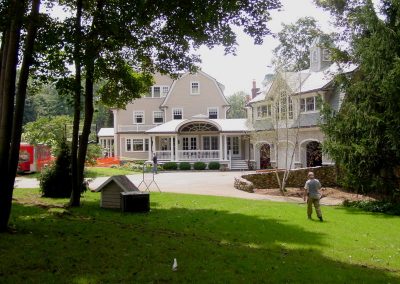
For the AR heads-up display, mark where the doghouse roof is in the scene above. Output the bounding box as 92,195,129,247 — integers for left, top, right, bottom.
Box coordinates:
95,175,139,192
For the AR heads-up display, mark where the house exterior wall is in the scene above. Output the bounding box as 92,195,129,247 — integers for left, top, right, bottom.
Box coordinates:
162,72,228,120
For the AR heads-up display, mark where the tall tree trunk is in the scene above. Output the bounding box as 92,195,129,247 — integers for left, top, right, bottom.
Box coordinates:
0,0,25,232
8,0,41,193
70,0,104,207
70,0,83,207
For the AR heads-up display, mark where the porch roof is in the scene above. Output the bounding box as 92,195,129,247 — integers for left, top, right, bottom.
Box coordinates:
98,127,114,137
146,118,252,134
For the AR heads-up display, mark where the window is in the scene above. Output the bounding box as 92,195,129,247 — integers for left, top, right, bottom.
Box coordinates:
153,111,164,124
162,86,169,97
256,104,272,118
312,50,318,62
203,136,219,150
276,91,293,120
191,82,200,94
322,49,330,61
300,96,319,112
146,85,170,98
208,107,218,119
173,108,183,119
126,138,149,152
153,87,161,98
133,111,144,124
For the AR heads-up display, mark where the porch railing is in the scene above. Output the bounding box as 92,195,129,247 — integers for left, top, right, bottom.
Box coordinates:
177,150,220,161
155,151,172,160
118,125,155,132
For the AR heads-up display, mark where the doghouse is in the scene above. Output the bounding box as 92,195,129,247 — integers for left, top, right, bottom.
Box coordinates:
96,175,139,209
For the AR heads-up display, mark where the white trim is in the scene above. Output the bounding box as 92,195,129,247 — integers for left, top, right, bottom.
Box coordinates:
190,81,200,95
172,108,183,120
207,107,219,119
299,96,319,113
125,138,149,153
133,110,145,124
153,111,164,124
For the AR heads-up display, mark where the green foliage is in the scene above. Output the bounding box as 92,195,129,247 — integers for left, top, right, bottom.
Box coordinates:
6,190,400,282
163,162,178,171
179,162,191,171
86,144,102,166
272,17,325,71
318,1,400,197
227,91,248,118
22,115,72,152
39,141,72,198
343,200,400,216
208,161,220,170
193,162,207,170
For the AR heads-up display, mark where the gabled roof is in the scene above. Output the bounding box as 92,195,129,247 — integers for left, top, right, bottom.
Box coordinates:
98,128,114,137
160,70,229,107
95,175,139,192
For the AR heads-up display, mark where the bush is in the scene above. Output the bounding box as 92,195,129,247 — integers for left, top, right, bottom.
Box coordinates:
179,162,191,170
343,200,400,215
208,161,220,170
86,144,102,166
163,162,178,170
193,161,206,170
39,141,72,198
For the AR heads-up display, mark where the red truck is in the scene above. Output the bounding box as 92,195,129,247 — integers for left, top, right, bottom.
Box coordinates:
18,143,52,173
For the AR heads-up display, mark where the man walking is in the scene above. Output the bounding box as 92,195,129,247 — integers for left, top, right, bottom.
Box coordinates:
152,153,158,174
304,172,323,221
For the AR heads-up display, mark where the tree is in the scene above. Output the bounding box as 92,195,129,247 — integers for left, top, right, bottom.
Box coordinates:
316,0,400,198
227,91,248,118
0,0,42,232
22,115,72,151
272,17,324,71
64,0,283,207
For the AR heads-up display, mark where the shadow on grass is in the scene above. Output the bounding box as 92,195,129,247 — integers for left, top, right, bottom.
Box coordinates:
1,200,399,283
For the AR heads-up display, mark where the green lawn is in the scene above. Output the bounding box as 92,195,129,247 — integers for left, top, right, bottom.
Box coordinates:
1,189,399,283
84,167,138,178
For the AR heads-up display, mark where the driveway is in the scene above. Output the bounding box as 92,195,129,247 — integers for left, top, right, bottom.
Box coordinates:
15,171,342,205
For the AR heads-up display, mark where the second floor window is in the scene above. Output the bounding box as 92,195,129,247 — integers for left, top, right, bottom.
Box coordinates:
153,111,164,124
256,105,272,118
133,111,144,124
173,108,183,119
153,87,161,97
145,86,169,98
208,107,218,119
276,91,293,120
191,82,200,94
300,96,319,112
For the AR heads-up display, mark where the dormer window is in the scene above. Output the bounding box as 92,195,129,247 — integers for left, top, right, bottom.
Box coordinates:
191,82,200,95
322,49,330,61
153,87,161,97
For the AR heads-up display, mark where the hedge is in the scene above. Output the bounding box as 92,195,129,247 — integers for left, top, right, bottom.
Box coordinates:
208,161,220,170
179,162,191,170
193,161,207,170
163,162,178,170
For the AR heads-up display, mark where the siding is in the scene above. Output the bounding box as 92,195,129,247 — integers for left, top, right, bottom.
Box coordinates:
100,183,122,208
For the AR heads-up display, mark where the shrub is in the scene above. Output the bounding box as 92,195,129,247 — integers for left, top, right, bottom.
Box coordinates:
163,162,178,170
343,200,400,216
39,141,72,198
193,161,206,170
179,162,191,170
208,161,220,170
86,144,102,166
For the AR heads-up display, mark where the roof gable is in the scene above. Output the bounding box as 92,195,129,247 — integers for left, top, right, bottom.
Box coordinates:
96,175,139,192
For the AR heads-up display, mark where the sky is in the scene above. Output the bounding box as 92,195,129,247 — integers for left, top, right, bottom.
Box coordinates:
198,0,334,96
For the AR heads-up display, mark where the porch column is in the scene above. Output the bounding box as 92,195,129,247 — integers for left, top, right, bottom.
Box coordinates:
175,134,179,161
151,135,156,153
219,133,223,160
148,136,152,161
224,135,228,161
170,136,173,161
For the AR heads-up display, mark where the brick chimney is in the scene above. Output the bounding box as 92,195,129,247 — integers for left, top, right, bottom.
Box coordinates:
251,79,260,99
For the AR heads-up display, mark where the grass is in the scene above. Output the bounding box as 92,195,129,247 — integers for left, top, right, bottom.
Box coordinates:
84,167,138,178
1,188,399,283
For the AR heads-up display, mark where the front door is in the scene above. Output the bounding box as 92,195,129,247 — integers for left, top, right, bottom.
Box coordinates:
182,136,197,150
227,136,240,158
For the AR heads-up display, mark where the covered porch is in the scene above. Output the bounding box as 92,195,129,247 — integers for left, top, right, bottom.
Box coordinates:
146,119,255,169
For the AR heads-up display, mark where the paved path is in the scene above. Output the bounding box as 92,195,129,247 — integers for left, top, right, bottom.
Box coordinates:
15,172,342,205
